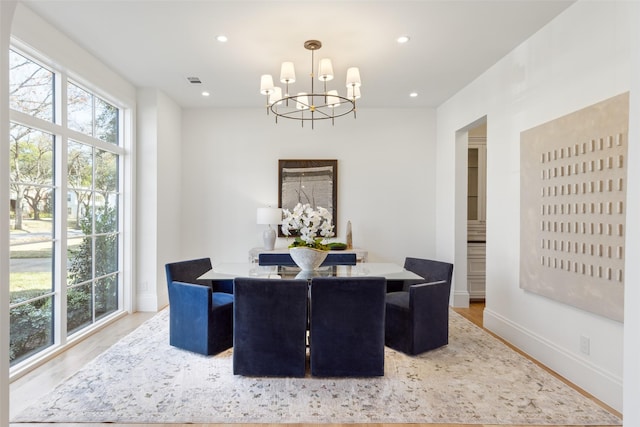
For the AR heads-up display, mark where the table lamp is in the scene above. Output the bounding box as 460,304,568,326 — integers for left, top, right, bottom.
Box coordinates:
257,207,282,250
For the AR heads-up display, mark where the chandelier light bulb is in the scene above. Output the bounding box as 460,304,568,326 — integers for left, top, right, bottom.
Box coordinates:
296,92,309,110
318,58,334,82
345,67,361,88
326,90,341,108
269,87,283,106
347,86,361,99
280,62,296,84
260,74,274,95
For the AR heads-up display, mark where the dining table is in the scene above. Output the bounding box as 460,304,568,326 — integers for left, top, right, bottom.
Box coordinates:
198,262,424,281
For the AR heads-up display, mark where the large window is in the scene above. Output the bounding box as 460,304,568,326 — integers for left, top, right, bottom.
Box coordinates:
66,141,119,334
8,48,126,367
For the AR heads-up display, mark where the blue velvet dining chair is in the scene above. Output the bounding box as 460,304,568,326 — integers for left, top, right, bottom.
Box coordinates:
165,258,234,356
384,257,454,355
233,277,308,377
258,253,296,266
258,252,357,266
321,252,357,266
309,276,386,377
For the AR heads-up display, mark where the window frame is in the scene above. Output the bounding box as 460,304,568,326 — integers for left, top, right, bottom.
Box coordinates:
8,41,132,377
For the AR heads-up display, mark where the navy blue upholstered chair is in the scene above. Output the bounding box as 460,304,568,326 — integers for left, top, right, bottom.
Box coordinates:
258,253,296,266
401,257,454,291
233,278,308,377
385,258,453,355
310,276,386,377
321,252,357,266
258,252,357,267
165,258,234,356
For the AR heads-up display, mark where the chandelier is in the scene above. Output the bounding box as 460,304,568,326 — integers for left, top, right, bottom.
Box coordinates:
260,40,361,129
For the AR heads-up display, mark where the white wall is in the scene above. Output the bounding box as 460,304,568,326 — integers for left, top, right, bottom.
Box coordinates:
436,0,638,411
180,108,437,265
136,88,182,311
623,3,640,423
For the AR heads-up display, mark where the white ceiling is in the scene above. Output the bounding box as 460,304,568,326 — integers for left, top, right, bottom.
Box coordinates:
20,0,574,109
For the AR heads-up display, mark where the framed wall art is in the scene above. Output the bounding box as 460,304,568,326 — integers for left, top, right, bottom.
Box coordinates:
278,159,337,236
520,92,628,322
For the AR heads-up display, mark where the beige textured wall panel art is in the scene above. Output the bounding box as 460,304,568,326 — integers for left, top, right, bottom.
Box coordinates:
520,93,629,322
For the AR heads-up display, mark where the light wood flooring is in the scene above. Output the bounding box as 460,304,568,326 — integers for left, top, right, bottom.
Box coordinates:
10,301,621,427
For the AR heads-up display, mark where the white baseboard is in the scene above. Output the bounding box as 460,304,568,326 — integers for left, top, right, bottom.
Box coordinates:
452,290,470,308
483,307,622,412
136,293,160,312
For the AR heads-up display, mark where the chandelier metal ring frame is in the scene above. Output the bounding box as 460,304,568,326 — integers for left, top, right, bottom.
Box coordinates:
260,40,361,129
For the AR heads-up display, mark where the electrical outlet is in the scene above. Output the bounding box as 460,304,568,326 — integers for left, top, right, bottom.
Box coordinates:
580,335,590,355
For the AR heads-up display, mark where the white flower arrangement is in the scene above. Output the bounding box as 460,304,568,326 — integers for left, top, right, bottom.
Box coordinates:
281,203,335,250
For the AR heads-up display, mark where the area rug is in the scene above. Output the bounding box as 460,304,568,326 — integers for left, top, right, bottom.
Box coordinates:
12,309,621,425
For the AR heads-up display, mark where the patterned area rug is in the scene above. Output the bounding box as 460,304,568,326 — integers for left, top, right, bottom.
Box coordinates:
12,309,621,425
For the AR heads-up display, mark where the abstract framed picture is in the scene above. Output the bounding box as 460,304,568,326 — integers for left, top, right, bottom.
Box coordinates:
278,159,337,237
519,92,628,322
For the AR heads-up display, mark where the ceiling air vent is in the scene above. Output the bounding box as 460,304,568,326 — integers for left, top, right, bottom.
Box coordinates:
187,77,202,84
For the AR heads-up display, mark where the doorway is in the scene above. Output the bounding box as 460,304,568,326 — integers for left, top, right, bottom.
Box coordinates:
467,122,487,301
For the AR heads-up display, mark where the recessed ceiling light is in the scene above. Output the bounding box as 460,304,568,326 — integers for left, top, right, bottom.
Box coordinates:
409,92,418,98
397,35,410,44
216,35,228,43
202,91,210,97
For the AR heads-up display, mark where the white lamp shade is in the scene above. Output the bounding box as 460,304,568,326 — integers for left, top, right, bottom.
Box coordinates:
318,58,334,81
345,67,361,88
280,61,296,83
260,74,274,95
326,90,340,108
347,86,361,99
257,207,282,225
269,87,283,105
296,92,309,110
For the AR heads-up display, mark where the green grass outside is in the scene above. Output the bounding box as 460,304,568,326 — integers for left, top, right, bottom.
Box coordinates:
10,272,51,293
10,219,81,260
10,249,53,259
10,219,86,295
